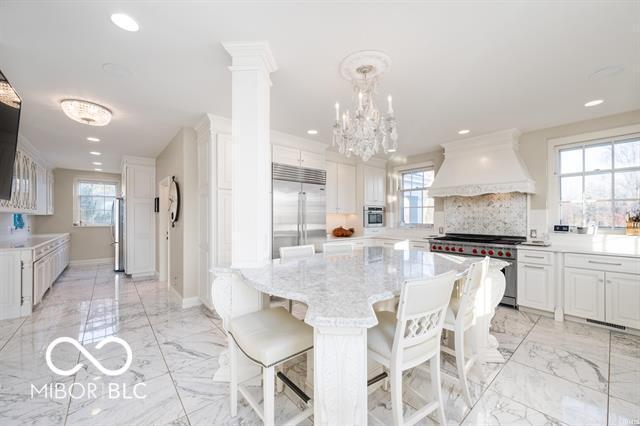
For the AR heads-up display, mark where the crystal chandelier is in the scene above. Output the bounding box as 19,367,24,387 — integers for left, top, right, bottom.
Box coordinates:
60,99,112,126
0,81,21,109
332,51,397,161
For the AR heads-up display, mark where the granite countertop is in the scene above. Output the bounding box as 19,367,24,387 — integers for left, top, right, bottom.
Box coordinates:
520,234,640,258
0,233,69,251
239,247,507,328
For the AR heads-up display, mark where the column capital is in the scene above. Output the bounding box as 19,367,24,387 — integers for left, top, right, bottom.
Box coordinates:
222,41,278,74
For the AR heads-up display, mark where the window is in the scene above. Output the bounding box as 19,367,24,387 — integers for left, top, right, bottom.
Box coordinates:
558,136,640,228
74,179,118,226
399,168,435,226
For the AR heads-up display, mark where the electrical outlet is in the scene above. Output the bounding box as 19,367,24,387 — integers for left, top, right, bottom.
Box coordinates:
530,229,537,239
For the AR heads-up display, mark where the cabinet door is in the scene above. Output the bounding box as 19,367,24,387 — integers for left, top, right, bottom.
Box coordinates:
364,166,386,206
47,169,54,215
217,133,232,189
564,267,605,320
517,263,554,312
272,145,300,167
0,252,22,319
36,164,47,214
217,189,232,266
337,163,356,214
606,272,640,328
300,151,325,171
325,161,338,214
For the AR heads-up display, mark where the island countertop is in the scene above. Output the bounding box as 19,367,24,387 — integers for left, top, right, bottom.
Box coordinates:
238,247,508,328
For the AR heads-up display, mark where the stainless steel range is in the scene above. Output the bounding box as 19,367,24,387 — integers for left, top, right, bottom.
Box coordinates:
428,233,526,307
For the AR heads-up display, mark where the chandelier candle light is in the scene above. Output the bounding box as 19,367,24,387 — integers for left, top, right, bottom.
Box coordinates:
332,51,398,161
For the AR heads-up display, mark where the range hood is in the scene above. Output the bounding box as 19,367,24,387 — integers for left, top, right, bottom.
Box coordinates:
429,128,536,197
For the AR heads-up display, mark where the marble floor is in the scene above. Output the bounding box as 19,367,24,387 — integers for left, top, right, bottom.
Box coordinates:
0,264,639,425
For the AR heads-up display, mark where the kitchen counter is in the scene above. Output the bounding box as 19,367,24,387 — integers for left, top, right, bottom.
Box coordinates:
520,234,640,258
326,228,441,242
0,233,70,252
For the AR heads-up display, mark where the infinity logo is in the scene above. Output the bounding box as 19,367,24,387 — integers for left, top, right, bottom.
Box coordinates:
45,336,133,377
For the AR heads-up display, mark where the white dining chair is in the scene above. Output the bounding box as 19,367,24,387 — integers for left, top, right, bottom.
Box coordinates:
278,244,315,312
442,256,490,407
367,271,458,426
229,307,314,426
322,242,354,254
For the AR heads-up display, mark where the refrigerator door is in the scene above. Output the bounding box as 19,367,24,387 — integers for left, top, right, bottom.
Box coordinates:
301,182,326,253
272,179,302,259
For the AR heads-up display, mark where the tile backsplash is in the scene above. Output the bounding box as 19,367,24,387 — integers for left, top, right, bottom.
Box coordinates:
0,212,32,242
444,192,527,236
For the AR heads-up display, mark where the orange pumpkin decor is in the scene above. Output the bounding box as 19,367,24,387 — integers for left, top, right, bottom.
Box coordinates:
332,226,355,238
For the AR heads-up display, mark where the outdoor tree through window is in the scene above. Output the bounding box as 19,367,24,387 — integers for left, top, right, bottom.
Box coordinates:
75,180,117,226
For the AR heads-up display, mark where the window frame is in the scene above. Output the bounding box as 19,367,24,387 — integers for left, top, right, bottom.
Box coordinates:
395,163,436,228
73,177,120,227
548,126,640,233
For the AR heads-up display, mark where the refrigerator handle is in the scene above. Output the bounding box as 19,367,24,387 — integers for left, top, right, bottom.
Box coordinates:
302,192,308,243
297,192,302,246
110,201,116,244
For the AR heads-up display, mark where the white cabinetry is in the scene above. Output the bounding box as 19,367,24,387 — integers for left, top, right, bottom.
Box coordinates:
33,235,70,306
46,169,54,215
272,145,325,170
326,161,356,214
363,166,386,206
517,250,554,312
606,272,640,329
564,267,605,321
0,146,54,215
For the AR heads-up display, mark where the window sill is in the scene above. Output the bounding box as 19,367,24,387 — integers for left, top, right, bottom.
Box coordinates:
73,224,112,228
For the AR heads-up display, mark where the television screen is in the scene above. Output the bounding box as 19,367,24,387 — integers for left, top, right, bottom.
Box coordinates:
0,69,21,200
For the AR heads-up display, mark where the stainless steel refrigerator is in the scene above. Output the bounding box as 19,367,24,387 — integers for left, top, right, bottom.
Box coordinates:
272,163,326,259
112,197,125,272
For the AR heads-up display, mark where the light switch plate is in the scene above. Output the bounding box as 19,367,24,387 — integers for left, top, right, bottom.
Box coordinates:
530,229,537,238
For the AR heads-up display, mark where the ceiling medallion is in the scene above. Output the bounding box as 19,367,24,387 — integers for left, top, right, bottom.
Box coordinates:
60,99,112,126
332,50,397,161
0,81,21,109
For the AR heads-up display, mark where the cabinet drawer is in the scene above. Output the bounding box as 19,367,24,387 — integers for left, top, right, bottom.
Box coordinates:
518,250,553,265
564,253,639,274
410,242,430,251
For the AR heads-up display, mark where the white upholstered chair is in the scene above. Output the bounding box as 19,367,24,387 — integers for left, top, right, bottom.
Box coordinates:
229,307,313,426
442,256,490,407
278,244,315,312
322,242,354,254
367,271,458,426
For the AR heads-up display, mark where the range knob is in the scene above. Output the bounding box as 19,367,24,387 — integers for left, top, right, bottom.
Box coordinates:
432,245,436,250
488,250,494,256
472,248,478,254
445,246,450,251
438,246,443,251
481,249,486,255
498,251,503,257
506,252,512,257
458,247,464,253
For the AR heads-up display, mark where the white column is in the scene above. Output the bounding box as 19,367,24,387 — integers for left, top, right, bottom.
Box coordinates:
222,41,277,269
473,268,507,363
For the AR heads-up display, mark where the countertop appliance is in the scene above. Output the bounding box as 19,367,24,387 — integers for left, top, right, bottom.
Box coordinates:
272,163,326,258
112,197,125,272
428,233,526,307
364,206,385,228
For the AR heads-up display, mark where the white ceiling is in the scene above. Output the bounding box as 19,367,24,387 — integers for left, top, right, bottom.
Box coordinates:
1,1,639,172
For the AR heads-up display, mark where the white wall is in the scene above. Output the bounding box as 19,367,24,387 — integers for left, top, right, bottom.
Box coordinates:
0,212,32,242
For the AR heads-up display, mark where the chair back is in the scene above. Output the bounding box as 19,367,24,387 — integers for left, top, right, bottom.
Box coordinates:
322,242,354,254
456,257,490,327
393,271,457,358
279,244,315,260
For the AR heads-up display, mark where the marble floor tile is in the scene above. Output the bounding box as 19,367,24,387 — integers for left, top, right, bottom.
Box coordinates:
160,328,227,372
462,389,565,425
0,317,24,350
609,396,640,426
0,376,75,426
150,308,218,342
489,307,539,358
170,357,229,414
489,361,607,425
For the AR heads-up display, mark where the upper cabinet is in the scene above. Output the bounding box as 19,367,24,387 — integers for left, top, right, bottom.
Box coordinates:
363,165,386,206
0,148,53,215
272,145,325,171
326,161,356,214
46,169,54,215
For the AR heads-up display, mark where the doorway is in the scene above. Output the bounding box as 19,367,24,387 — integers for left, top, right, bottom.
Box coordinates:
158,176,171,284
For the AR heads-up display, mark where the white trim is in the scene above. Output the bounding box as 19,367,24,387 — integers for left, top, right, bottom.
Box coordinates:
72,176,120,225
547,124,640,147
69,257,114,266
182,296,202,309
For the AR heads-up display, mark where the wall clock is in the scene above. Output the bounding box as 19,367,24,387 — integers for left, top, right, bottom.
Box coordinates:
169,176,180,228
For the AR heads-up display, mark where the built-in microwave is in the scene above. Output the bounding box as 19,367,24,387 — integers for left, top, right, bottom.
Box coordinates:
364,206,385,227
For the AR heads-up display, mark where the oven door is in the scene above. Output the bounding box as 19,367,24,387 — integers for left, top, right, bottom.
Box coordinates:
500,260,518,308
365,210,384,227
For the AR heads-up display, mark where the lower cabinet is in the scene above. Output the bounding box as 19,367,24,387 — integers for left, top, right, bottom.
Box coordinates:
605,271,640,329
564,267,605,321
517,262,554,312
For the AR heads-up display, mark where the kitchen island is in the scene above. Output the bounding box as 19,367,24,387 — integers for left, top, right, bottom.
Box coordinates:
214,247,508,425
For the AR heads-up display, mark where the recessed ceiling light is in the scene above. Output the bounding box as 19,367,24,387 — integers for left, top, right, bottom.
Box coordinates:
110,13,139,32
92,162,102,166
458,129,470,135
387,149,396,153
102,63,133,78
86,137,100,142
589,66,624,80
584,99,604,107
94,168,103,172
90,151,101,156
60,99,112,126
306,129,318,135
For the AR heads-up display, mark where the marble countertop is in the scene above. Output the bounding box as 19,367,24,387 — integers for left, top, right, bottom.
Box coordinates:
239,247,508,328
520,234,640,258
0,233,69,251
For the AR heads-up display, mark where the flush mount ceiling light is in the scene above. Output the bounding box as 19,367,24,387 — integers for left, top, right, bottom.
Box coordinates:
94,168,103,172
90,151,101,156
0,81,21,108
86,137,100,142
60,99,112,126
584,99,604,107
92,162,102,166
110,13,139,32
307,129,318,135
458,129,470,135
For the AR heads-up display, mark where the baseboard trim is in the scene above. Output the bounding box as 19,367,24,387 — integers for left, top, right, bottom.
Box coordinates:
182,296,202,309
69,257,114,266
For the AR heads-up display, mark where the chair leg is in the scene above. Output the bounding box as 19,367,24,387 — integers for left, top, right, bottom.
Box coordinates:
288,299,293,313
431,353,447,425
263,366,275,426
275,365,284,393
455,330,473,407
390,367,403,426
229,339,238,417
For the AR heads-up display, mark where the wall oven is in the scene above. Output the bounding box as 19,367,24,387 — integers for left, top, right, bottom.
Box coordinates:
364,206,385,228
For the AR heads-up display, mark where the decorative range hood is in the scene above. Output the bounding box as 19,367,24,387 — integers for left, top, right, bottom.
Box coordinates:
429,128,536,197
